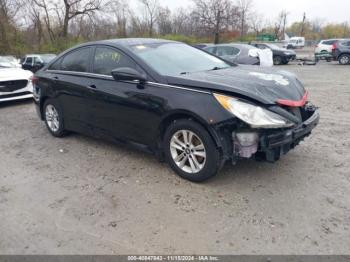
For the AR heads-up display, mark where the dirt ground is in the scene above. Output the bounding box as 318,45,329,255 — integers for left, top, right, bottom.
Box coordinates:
0,61,350,255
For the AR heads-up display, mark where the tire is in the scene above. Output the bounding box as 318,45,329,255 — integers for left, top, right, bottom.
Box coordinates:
43,99,67,137
338,54,350,65
273,56,283,65
163,119,221,182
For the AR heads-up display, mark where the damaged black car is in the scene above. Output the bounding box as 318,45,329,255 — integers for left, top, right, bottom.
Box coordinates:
33,39,319,182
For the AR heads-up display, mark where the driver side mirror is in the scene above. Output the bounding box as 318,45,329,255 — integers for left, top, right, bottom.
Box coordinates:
111,67,147,83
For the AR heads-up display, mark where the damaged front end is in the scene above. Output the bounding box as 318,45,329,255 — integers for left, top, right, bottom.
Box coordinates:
212,94,320,165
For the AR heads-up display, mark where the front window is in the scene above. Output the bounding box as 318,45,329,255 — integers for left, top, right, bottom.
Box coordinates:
93,47,136,76
131,43,231,76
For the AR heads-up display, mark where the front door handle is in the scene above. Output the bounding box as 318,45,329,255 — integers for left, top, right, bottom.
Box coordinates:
87,84,97,89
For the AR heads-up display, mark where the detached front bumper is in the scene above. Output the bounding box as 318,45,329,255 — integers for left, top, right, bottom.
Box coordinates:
259,109,320,162
286,54,297,61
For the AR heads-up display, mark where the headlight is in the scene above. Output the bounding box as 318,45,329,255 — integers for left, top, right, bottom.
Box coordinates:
214,94,294,129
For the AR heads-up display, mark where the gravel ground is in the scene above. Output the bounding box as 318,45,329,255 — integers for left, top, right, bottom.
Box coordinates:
0,61,349,255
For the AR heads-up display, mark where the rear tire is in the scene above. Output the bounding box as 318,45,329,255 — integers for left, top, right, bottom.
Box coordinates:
338,54,350,65
163,119,221,182
43,99,67,137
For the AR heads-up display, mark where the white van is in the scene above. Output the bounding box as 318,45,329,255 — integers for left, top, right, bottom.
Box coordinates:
284,37,305,49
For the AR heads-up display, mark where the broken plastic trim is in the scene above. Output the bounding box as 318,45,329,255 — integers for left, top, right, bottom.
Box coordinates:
277,91,308,107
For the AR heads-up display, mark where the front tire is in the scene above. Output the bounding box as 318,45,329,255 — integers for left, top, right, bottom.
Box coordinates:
273,56,283,65
43,99,67,137
163,119,221,182
338,54,350,65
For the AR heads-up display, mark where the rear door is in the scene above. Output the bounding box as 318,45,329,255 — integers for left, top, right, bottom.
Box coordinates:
49,47,95,133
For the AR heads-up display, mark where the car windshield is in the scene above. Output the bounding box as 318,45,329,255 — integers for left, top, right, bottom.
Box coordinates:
131,43,231,76
41,54,56,63
266,44,282,49
0,57,15,68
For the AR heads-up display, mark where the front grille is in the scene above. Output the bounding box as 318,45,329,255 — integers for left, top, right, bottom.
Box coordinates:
0,80,28,92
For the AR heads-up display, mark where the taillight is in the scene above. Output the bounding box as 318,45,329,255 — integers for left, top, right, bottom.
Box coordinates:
332,43,337,50
30,76,39,85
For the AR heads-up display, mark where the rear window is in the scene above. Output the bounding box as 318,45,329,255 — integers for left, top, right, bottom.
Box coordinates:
61,47,92,72
340,41,350,47
323,40,337,45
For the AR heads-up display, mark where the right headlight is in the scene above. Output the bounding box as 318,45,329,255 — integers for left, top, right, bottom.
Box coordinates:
214,93,295,129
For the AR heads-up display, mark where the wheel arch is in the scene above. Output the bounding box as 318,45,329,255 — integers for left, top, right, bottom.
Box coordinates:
157,110,224,151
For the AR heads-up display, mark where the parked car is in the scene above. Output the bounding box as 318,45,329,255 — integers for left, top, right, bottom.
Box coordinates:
193,43,214,49
0,58,33,102
252,43,296,65
283,37,305,49
22,54,56,72
332,39,350,65
0,55,21,68
315,39,343,56
33,39,319,182
204,44,260,65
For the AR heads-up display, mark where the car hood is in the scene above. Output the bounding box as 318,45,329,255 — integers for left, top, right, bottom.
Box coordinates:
166,65,306,105
0,67,33,81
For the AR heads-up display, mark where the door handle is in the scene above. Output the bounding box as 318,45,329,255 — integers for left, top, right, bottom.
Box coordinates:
87,84,97,90
53,76,59,80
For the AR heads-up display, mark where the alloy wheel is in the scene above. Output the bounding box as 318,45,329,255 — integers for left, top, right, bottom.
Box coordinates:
170,130,206,174
45,104,60,132
340,55,350,65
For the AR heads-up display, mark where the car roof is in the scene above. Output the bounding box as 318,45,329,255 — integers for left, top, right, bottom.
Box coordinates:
80,38,176,48
215,43,256,50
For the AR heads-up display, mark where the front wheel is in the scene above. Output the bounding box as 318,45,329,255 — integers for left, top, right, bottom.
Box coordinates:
273,56,283,65
338,54,350,65
163,119,221,182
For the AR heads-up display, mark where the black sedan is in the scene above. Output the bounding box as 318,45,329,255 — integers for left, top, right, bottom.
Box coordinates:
33,39,319,182
252,43,296,65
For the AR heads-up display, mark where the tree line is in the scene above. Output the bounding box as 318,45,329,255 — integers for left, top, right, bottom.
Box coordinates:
0,0,349,55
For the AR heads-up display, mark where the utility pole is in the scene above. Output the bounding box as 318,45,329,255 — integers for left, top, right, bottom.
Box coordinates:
214,10,221,44
240,9,245,38
300,12,306,36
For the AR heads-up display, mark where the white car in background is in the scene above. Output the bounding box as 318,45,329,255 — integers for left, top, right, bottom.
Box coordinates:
0,57,33,102
315,39,343,55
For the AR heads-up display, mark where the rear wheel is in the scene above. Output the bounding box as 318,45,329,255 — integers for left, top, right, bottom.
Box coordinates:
43,99,67,137
338,54,350,65
163,119,221,182
273,56,283,65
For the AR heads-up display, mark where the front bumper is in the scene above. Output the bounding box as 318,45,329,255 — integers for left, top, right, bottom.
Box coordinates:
286,54,296,61
259,109,320,162
0,82,33,102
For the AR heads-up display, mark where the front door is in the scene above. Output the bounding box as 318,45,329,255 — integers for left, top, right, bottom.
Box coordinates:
86,46,161,145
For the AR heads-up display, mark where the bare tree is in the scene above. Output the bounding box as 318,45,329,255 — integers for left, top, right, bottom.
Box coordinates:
0,0,21,53
138,0,160,37
192,0,234,44
236,0,253,38
250,12,265,36
274,10,288,39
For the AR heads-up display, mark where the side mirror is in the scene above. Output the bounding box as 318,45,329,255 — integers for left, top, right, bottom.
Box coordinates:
111,67,147,83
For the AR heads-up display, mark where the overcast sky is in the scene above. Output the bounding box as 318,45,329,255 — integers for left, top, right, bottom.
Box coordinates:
133,0,350,25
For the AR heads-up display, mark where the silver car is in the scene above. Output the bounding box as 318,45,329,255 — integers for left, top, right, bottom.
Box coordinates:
204,43,260,65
